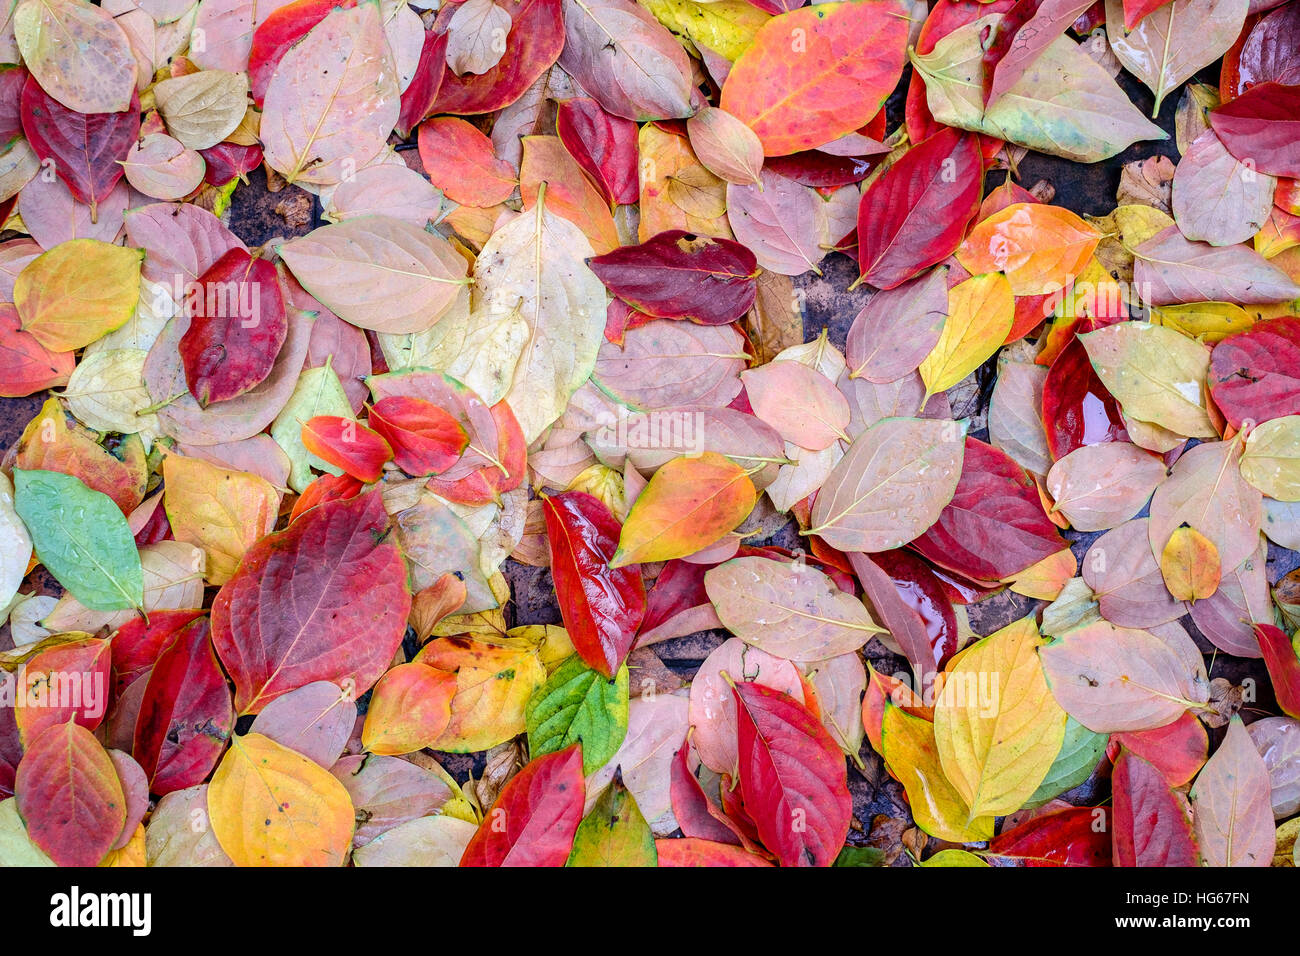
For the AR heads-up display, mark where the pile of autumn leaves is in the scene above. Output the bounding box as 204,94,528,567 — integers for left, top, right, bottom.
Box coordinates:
0,0,1299,868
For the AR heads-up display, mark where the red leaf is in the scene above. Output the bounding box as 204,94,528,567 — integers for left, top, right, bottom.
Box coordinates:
0,302,74,396
430,0,565,116
588,230,760,326
396,28,448,139
1208,317,1300,427
211,489,411,715
656,837,774,866
987,806,1111,866
290,472,364,522
248,0,355,108
733,681,851,867
178,248,288,406
1110,711,1208,787
133,617,234,794
0,66,25,149
1112,750,1199,866
301,415,393,483
15,721,126,867
416,117,517,207
459,744,584,866
543,491,646,678
1223,4,1300,100
669,740,745,846
14,637,112,747
19,74,139,211
857,130,983,290
555,97,640,206
1255,622,1300,719
847,550,954,693
1210,81,1300,178
368,395,469,477
766,150,879,190
1042,335,1130,459
910,437,1066,584
201,142,264,187
110,610,206,697
1122,0,1174,28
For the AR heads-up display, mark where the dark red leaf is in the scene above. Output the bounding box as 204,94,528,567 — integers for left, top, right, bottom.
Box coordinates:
733,681,851,867
766,150,879,189
178,248,289,406
669,740,745,846
132,618,234,795
543,491,646,678
555,97,640,207
1210,81,1300,178
201,142,264,187
211,489,411,715
1256,622,1300,719
396,28,448,139
111,610,206,697
1111,749,1199,866
0,66,28,149
588,230,759,325
430,0,565,116
459,744,584,866
1208,317,1300,427
987,806,1111,866
1042,335,1130,459
856,128,983,290
847,551,952,693
19,74,139,212
910,437,1066,584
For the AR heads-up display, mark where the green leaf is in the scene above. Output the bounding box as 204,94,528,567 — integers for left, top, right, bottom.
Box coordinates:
14,469,143,611
1024,716,1109,808
919,848,989,867
566,773,657,867
833,845,887,867
270,360,353,493
525,655,628,775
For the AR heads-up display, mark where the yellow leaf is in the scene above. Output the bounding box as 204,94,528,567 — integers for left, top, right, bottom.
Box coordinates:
957,203,1101,296
1241,415,1300,501
162,455,280,585
565,464,627,521
15,239,143,351
1160,525,1221,602
933,616,1067,819
99,825,146,867
641,0,769,62
611,451,756,567
881,703,995,843
1002,547,1077,600
414,636,547,753
208,733,355,866
1152,302,1255,343
920,848,989,867
918,273,1014,406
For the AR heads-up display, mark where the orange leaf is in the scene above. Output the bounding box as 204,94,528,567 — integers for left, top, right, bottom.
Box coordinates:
957,203,1101,296
610,452,757,567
